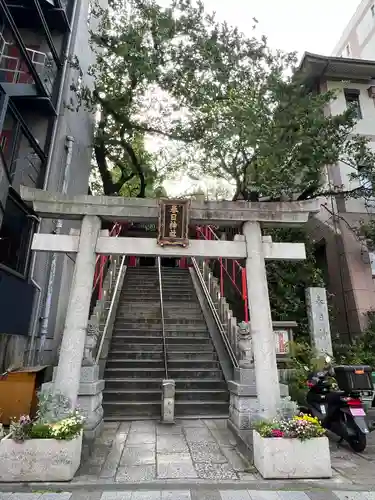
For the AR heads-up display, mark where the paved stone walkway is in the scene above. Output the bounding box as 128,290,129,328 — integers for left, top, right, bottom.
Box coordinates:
75,419,375,485
2,490,375,499
77,420,251,482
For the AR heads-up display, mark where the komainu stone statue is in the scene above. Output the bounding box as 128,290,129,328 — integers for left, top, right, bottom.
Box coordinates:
237,321,254,368
82,320,99,366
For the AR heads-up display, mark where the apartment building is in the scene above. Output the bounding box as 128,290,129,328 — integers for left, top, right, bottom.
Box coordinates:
332,0,375,59
0,0,101,372
297,52,375,342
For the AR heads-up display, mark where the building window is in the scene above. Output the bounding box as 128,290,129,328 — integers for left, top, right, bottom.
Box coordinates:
344,88,362,119
370,252,375,277
0,193,34,276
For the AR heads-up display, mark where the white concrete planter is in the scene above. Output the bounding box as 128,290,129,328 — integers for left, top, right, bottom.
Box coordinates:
253,430,332,479
0,431,82,482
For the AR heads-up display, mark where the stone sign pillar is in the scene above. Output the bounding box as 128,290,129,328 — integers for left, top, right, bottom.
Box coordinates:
161,379,175,424
305,287,333,357
54,215,101,407
243,221,281,419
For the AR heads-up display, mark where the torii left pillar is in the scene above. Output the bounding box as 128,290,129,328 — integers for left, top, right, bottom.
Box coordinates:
54,215,101,407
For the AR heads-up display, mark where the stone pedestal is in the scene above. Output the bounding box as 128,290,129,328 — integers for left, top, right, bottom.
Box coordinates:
43,365,105,441
78,365,105,440
228,368,290,458
161,379,175,424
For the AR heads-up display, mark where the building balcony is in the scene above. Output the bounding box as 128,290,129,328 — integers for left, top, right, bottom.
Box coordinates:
0,30,57,99
0,103,46,193
5,0,71,32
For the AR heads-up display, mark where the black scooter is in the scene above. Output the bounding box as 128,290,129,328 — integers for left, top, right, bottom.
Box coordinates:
300,362,371,452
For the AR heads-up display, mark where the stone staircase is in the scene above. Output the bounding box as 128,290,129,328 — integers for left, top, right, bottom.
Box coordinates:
102,266,229,420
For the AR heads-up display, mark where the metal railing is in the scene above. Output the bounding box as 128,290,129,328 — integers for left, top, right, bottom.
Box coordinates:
192,257,239,369
0,33,57,94
196,225,249,322
95,254,126,364
157,256,168,379
93,222,122,300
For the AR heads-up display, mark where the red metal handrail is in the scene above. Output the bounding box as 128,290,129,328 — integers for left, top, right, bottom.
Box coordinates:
196,225,249,322
93,222,122,300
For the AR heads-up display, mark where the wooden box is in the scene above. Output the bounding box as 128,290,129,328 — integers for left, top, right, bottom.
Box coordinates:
0,366,48,425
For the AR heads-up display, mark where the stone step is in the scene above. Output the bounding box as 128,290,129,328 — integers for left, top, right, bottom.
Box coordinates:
175,401,229,417
168,368,223,379
119,296,195,302
110,336,163,345
175,379,228,390
112,332,211,341
175,389,229,402
168,351,216,360
168,360,220,370
105,367,165,378
165,337,212,345
104,378,163,391
123,278,192,285
106,359,165,369
165,344,215,352
109,342,164,351
103,389,162,402
108,350,164,360
116,303,201,310
114,311,203,319
112,331,164,338
102,401,160,418
113,319,207,326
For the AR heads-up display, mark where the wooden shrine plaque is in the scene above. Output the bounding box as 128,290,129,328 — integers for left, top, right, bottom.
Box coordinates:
157,199,190,247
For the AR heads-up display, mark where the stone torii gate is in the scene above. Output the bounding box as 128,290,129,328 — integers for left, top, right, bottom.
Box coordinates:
21,186,319,421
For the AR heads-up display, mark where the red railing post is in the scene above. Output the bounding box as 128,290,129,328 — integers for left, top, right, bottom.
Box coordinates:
219,257,224,296
98,255,105,300
241,267,249,322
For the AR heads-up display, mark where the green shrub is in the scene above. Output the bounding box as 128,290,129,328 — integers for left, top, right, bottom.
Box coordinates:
28,423,53,439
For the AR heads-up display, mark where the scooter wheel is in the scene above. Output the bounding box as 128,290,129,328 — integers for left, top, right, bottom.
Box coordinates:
348,433,367,453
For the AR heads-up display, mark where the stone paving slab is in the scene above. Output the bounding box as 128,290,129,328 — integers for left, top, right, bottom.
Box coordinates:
71,418,375,485
4,490,375,500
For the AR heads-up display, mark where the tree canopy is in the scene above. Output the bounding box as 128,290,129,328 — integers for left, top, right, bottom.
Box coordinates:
79,0,375,201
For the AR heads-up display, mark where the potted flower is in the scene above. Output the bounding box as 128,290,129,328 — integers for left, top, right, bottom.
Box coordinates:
253,414,332,479
0,391,84,482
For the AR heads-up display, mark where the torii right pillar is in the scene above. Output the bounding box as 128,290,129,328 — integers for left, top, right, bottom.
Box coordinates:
243,221,281,419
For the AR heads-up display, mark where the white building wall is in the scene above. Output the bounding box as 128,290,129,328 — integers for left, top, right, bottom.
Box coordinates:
333,0,375,60
326,79,375,213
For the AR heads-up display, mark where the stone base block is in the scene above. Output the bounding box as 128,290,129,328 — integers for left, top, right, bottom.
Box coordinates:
78,392,103,413
234,368,256,385
0,432,82,482
79,379,105,396
227,418,253,461
83,418,104,441
253,430,332,479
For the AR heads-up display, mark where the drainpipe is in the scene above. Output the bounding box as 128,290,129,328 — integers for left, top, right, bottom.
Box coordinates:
37,135,74,362
27,0,81,364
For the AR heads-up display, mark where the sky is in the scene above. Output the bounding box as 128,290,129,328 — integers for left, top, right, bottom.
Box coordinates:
199,0,357,57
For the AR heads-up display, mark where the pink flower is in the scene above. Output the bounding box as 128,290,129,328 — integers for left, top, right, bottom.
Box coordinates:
271,429,284,437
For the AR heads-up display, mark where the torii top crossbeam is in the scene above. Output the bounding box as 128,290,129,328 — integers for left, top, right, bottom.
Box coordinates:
21,187,320,227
